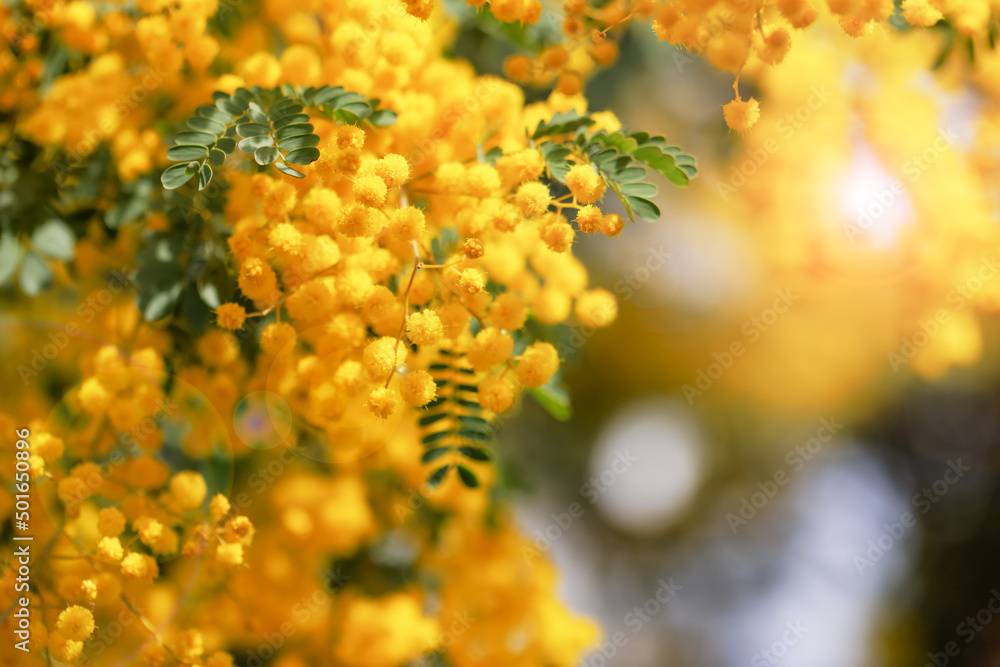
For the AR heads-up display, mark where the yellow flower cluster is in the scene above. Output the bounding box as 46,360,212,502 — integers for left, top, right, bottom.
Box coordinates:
0,0,628,664
487,0,1000,132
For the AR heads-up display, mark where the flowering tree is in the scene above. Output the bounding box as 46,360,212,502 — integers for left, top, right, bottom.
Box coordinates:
1,0,998,665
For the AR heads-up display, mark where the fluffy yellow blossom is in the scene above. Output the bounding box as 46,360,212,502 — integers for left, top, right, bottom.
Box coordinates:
215,303,247,330
517,342,560,387
56,606,95,642
401,370,437,407
565,164,606,204
479,376,516,412
367,386,400,419
363,337,408,380
407,309,444,346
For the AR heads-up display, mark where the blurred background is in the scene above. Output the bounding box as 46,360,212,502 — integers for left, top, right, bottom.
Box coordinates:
453,4,1000,666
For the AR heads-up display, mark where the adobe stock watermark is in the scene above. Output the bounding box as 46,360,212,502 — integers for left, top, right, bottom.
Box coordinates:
716,86,833,201
854,459,970,575
750,620,809,666
581,577,683,667
923,588,1000,667
725,417,844,534
888,256,999,372
682,288,799,403
844,128,959,244
521,448,638,563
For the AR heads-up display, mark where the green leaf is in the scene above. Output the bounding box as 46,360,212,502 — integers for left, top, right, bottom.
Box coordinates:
619,182,658,197
135,257,183,321
269,102,304,120
456,465,479,488
175,131,217,146
457,446,490,462
236,122,271,138
532,110,595,140
161,162,199,189
311,85,346,106
196,261,232,309
277,134,320,151
340,101,371,118
626,196,660,221
284,147,320,165
526,383,572,421
216,137,237,153
18,252,52,295
238,136,274,153
426,464,451,488
254,146,279,165
30,219,74,260
369,109,397,126
181,282,212,333
166,144,209,161
275,162,305,179
0,236,21,286
198,163,213,191
106,197,147,229
247,103,268,125
196,105,233,125
216,98,245,117
273,113,310,130
421,447,451,464
276,123,314,140
186,116,226,135
208,148,226,167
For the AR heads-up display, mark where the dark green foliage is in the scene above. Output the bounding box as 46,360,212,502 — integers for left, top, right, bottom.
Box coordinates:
531,110,698,223
162,85,396,191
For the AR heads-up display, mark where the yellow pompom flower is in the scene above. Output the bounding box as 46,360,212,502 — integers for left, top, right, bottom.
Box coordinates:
210,494,231,523
723,97,760,133
260,322,296,354
339,203,382,238
97,507,126,537
366,386,400,419
56,606,95,642
33,432,64,462
517,341,560,387
353,173,388,207
464,238,485,258
515,181,551,217
121,552,158,581
238,257,278,302
97,536,124,562
374,154,410,188
564,164,606,204
489,292,528,330
215,303,247,330
216,542,244,567
48,632,84,662
458,268,486,295
390,206,425,241
170,471,208,510
576,205,603,234
467,327,514,371
600,213,625,237
479,376,515,412
541,215,576,253
406,309,444,346
401,370,437,407
363,336,407,380
575,289,618,328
